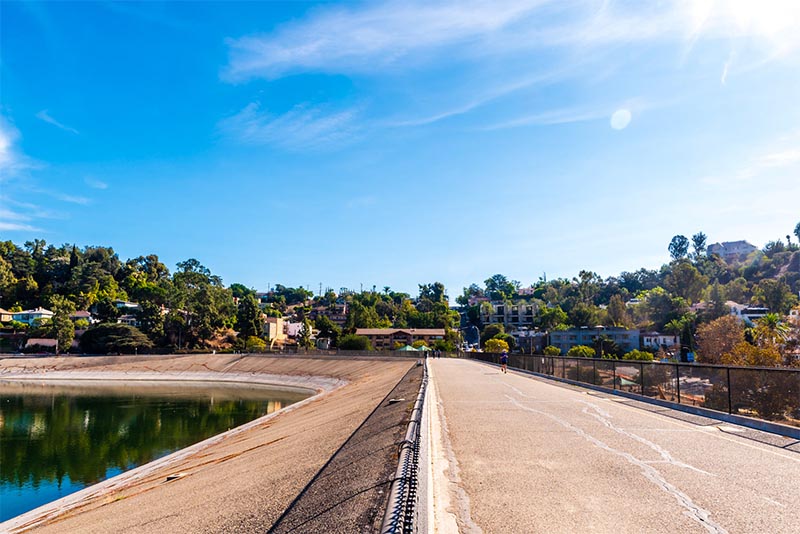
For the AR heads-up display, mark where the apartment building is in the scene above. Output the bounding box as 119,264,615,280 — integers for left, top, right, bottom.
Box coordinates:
355,328,445,350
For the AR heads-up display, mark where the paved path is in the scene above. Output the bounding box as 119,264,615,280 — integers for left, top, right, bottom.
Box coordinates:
428,358,800,534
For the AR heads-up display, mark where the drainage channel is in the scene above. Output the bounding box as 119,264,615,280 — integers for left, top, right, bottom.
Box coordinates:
267,361,425,533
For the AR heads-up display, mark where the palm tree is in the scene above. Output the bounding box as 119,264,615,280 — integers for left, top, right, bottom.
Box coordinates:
754,313,789,346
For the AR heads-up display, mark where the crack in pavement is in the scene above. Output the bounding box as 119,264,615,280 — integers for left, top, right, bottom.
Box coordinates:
506,394,729,534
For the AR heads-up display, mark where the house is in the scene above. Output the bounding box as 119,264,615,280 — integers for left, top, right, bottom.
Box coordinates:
264,317,288,346
12,308,54,326
309,303,348,327
727,301,769,323
548,327,640,355
117,314,139,327
113,300,140,312
70,310,95,324
641,332,680,351
355,328,445,350
707,241,757,262
0,308,12,322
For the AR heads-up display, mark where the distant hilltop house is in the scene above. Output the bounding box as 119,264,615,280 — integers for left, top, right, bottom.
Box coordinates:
707,241,757,262
727,301,769,323
355,328,445,350
12,307,54,326
0,308,12,322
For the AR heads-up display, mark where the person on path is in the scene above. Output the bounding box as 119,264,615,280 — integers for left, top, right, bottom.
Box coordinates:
500,351,508,373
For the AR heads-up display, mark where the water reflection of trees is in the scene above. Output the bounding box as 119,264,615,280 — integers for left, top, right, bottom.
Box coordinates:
0,390,299,488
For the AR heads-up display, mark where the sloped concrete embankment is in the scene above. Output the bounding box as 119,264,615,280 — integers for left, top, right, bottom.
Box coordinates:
0,354,416,534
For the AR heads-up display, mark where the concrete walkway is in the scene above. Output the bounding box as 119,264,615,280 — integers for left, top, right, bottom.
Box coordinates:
428,358,800,534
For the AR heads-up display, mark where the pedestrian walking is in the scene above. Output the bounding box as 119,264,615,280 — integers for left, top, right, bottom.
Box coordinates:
500,351,508,374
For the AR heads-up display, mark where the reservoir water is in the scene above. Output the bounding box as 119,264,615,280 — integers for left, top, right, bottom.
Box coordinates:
0,381,311,522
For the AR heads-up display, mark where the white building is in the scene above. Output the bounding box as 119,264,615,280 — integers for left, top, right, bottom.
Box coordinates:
12,307,54,326
641,332,680,351
727,301,769,323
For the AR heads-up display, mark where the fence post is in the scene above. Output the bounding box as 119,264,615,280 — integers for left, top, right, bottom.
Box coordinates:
593,359,597,385
640,362,645,396
675,364,681,405
612,360,617,391
727,367,733,414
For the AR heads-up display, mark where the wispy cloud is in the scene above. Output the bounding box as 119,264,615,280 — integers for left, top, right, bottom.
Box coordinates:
56,194,91,205
84,177,108,190
1,115,39,179
223,0,550,81
219,102,362,150
0,221,43,232
701,132,800,186
481,107,608,130
35,110,79,134
224,1,800,82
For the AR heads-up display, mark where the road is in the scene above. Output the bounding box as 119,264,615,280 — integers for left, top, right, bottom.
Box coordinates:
427,358,800,534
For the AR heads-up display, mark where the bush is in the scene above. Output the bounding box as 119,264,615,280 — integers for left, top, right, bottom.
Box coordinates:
485,338,509,353
244,336,267,352
493,333,516,350
543,345,561,356
338,334,373,351
567,345,595,358
623,349,654,361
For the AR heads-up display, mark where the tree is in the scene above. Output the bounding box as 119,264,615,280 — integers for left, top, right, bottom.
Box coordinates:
664,262,708,304
484,274,517,301
795,221,800,244
543,345,561,356
314,315,341,347
752,313,790,347
753,278,798,315
669,235,690,261
568,302,600,328
79,323,153,354
338,334,373,351
298,318,314,349
696,316,744,364
480,323,505,346
537,305,568,330
236,294,263,339
606,294,630,327
691,232,707,258
721,341,781,367
485,338,509,353
418,282,446,303
706,281,728,320
48,295,76,354
567,345,595,358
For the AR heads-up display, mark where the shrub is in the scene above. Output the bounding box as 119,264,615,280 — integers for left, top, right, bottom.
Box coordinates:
567,345,595,358
485,338,509,353
338,334,373,351
543,345,561,356
79,323,153,354
623,349,655,361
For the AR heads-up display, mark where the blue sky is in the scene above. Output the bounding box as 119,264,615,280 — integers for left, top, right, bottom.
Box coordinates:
2,0,799,297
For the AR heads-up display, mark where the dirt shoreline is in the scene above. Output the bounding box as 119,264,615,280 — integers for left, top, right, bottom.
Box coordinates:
0,354,416,534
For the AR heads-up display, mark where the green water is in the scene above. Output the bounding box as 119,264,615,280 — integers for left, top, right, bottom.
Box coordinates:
0,381,310,522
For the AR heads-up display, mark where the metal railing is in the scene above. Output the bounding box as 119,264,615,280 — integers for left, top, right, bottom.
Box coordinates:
467,353,800,430
381,360,428,534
